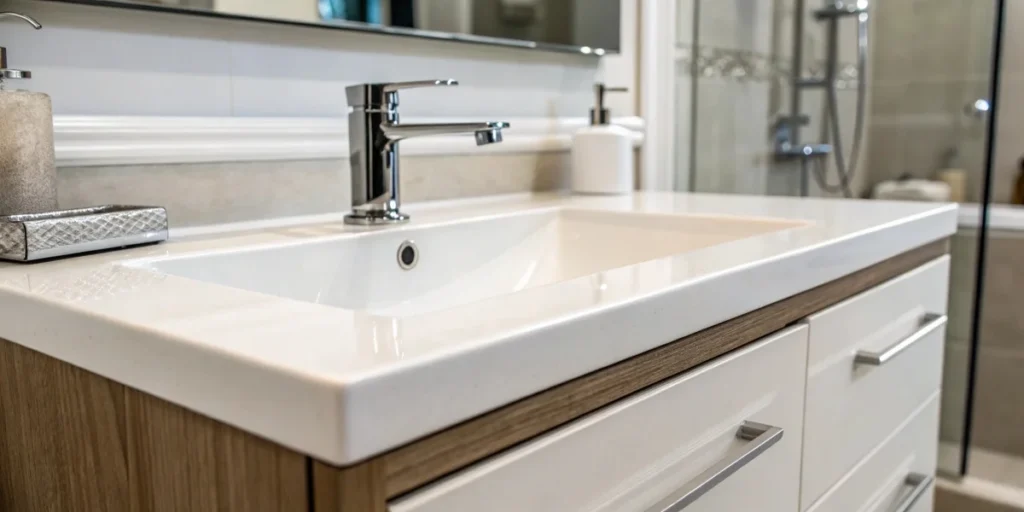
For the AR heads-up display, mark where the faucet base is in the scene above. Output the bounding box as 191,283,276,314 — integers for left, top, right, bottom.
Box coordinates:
344,209,410,226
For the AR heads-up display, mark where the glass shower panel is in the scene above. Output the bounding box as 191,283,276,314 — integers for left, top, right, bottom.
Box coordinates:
964,0,1024,489
861,0,998,477
685,1,786,196
681,0,1001,478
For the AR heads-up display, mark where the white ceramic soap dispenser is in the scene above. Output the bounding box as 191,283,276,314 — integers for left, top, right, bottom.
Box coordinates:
571,83,633,194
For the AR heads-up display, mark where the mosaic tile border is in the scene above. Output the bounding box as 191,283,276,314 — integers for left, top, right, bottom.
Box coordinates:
677,45,859,89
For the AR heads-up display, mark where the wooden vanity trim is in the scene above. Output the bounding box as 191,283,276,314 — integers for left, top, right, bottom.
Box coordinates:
360,239,950,500
0,338,309,512
0,240,947,511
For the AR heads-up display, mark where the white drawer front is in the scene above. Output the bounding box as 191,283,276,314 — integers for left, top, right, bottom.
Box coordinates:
806,393,939,512
906,492,934,512
391,326,809,512
802,257,948,507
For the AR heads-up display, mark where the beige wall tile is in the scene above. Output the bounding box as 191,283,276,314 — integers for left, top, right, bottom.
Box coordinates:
864,123,907,186
58,160,349,228
58,152,570,228
992,74,1024,205
979,233,1024,351
697,1,774,53
862,0,999,197
949,230,980,342
941,338,971,444
970,346,1024,458
401,152,570,202
936,485,1023,512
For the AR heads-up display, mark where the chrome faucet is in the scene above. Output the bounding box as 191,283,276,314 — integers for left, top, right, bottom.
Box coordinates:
344,79,509,225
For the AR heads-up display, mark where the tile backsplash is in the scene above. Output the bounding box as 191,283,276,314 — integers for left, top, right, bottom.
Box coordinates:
58,153,574,228
8,0,640,228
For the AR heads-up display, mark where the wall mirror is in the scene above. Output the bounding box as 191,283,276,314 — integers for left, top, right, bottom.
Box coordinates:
44,0,620,54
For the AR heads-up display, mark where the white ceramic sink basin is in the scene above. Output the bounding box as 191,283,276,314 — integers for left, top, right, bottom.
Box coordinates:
2,192,957,465
134,208,804,317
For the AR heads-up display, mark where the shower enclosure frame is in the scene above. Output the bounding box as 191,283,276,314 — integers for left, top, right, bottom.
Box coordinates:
654,0,1010,479
957,0,1005,480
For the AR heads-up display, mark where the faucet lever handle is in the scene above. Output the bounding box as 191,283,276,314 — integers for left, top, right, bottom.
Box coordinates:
346,79,459,108
383,79,458,93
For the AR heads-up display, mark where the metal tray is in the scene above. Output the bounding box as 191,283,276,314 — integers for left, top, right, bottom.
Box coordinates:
0,205,168,262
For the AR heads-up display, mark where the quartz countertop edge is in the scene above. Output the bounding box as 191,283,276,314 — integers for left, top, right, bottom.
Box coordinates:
0,192,959,465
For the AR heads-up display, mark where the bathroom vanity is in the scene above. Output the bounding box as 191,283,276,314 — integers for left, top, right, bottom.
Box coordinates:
0,192,956,512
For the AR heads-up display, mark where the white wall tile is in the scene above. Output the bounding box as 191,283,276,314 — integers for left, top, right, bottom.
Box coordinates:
6,4,234,115
6,0,603,119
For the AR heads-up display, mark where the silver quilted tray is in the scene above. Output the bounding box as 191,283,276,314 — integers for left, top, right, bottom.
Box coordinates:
0,206,168,262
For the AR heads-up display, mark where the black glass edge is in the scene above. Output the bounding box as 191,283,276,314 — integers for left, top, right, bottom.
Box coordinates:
41,0,616,56
960,0,1006,479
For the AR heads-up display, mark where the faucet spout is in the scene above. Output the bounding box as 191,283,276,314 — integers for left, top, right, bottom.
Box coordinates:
381,121,509,145
344,79,510,225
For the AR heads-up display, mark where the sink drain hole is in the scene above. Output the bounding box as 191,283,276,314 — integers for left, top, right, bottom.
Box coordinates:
397,241,418,270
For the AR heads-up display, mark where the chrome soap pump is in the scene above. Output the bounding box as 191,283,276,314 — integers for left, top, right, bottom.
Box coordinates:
0,12,59,215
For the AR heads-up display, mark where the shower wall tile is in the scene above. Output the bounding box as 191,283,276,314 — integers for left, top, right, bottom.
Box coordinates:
998,0,1024,83
939,338,969,444
690,0,867,198
967,229,1024,459
862,0,996,197
979,231,1024,352
870,82,911,116
903,125,957,175
865,124,906,188
948,229,980,343
909,1,970,82
870,0,913,82
935,485,1023,512
971,346,1024,458
903,80,964,118
697,1,774,52
992,72,1024,205
692,78,772,195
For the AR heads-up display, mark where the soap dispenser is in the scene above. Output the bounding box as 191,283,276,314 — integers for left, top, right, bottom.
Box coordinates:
0,12,59,215
571,83,633,194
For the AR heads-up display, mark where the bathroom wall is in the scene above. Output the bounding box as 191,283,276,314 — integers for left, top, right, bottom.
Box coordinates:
991,1,1024,204
946,225,1024,460
5,0,636,227
685,0,868,198
56,153,573,227
863,0,995,201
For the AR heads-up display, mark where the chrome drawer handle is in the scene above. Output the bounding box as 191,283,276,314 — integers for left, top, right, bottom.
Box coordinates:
645,421,783,512
854,313,946,366
890,473,933,512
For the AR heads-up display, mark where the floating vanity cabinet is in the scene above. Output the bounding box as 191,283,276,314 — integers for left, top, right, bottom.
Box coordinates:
0,241,949,511
801,257,948,510
805,396,940,512
391,326,807,512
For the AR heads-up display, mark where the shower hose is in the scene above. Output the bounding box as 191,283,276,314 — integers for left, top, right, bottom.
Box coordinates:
812,8,869,198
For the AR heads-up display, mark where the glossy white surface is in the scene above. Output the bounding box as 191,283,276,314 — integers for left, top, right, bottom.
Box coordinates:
393,325,807,512
801,258,948,507
0,192,958,464
136,209,803,316
805,394,939,512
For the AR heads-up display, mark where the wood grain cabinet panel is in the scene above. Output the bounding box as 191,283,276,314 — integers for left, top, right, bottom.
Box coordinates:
0,341,308,512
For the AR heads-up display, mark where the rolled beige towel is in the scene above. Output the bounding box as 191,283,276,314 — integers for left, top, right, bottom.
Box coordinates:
0,89,58,215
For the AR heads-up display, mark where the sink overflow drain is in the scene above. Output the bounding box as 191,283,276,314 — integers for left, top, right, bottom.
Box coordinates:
397,241,418,270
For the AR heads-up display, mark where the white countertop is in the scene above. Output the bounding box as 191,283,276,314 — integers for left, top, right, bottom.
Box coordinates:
0,192,957,465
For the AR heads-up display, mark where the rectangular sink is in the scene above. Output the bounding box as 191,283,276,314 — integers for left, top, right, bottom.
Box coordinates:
131,209,804,316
